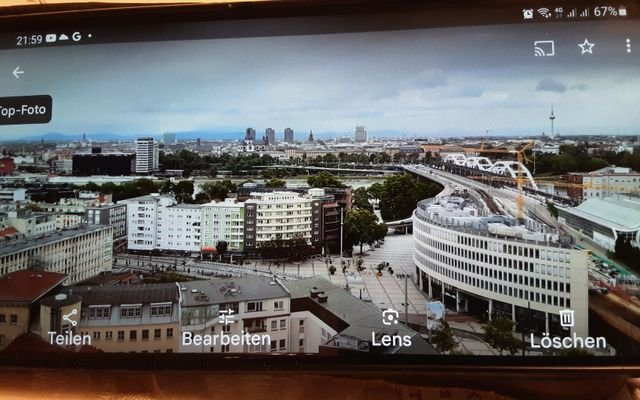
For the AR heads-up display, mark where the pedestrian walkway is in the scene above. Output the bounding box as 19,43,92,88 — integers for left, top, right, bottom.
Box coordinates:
248,234,429,315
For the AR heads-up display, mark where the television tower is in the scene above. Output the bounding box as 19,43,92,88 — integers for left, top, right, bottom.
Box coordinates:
549,106,556,139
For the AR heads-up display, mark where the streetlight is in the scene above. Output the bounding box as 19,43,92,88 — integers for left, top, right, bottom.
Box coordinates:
339,207,345,269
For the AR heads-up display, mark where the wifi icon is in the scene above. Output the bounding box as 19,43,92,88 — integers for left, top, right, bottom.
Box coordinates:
538,7,551,18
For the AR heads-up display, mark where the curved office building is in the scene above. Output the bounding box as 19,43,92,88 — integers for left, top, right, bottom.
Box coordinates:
413,195,589,337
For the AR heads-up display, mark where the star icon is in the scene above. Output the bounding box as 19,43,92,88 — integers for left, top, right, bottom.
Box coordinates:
578,39,595,54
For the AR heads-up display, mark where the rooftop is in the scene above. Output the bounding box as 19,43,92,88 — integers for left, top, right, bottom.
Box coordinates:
0,225,112,257
561,197,640,231
180,276,288,307
64,283,179,306
416,196,563,246
281,276,436,355
0,269,67,303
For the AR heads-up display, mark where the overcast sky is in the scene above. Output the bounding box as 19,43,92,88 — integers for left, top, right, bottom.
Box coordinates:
1,20,639,139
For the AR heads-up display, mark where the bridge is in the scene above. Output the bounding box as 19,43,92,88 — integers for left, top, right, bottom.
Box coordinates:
258,164,402,175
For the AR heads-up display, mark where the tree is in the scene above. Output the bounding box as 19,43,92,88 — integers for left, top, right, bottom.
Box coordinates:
431,321,458,354
375,175,441,221
547,203,558,219
344,209,387,254
353,187,373,211
482,315,521,355
307,171,345,188
201,180,237,200
216,241,228,261
174,180,194,203
265,178,286,188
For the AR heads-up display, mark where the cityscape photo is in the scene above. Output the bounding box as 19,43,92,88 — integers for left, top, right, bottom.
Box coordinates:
1,20,640,357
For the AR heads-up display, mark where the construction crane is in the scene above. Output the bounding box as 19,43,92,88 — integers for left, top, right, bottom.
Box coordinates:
458,141,536,221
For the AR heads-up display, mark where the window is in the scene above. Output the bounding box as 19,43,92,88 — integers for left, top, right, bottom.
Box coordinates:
280,319,286,330
279,339,286,351
89,306,111,319
117,331,125,341
166,328,174,338
270,341,277,352
221,344,230,353
130,330,137,341
142,329,149,340
0,314,5,323
106,331,113,340
10,314,17,324
154,329,162,339
93,331,101,340
151,304,172,317
271,320,277,331
246,301,263,312
274,300,284,311
120,306,142,318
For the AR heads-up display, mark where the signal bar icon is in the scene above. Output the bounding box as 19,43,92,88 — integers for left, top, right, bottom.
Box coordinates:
579,8,590,17
567,8,577,17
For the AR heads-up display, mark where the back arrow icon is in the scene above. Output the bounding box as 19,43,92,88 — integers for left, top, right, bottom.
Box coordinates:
13,66,24,79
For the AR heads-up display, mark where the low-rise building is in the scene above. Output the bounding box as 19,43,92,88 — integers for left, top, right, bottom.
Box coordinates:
1,210,56,237
0,270,68,351
179,277,290,353
39,283,180,353
282,276,436,354
0,225,114,284
565,166,640,203
0,188,27,203
558,195,640,251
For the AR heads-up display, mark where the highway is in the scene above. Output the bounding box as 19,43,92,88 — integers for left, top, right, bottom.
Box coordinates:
404,164,557,228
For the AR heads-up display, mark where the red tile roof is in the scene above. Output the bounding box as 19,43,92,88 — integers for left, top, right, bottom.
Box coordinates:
0,269,67,303
0,227,19,238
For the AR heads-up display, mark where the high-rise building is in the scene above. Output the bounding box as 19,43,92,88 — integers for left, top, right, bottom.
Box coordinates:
163,132,177,145
266,128,276,145
245,128,256,141
135,137,159,175
284,128,294,144
355,126,367,142
308,130,314,143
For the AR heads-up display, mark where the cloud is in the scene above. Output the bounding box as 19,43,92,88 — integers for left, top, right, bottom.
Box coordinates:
411,68,448,89
536,78,567,93
570,83,590,91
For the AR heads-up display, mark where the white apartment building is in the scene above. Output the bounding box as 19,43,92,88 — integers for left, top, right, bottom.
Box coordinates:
0,225,114,284
135,137,159,175
121,194,176,251
160,204,202,252
201,199,245,252
179,278,291,353
122,194,201,252
244,191,312,251
413,195,589,338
